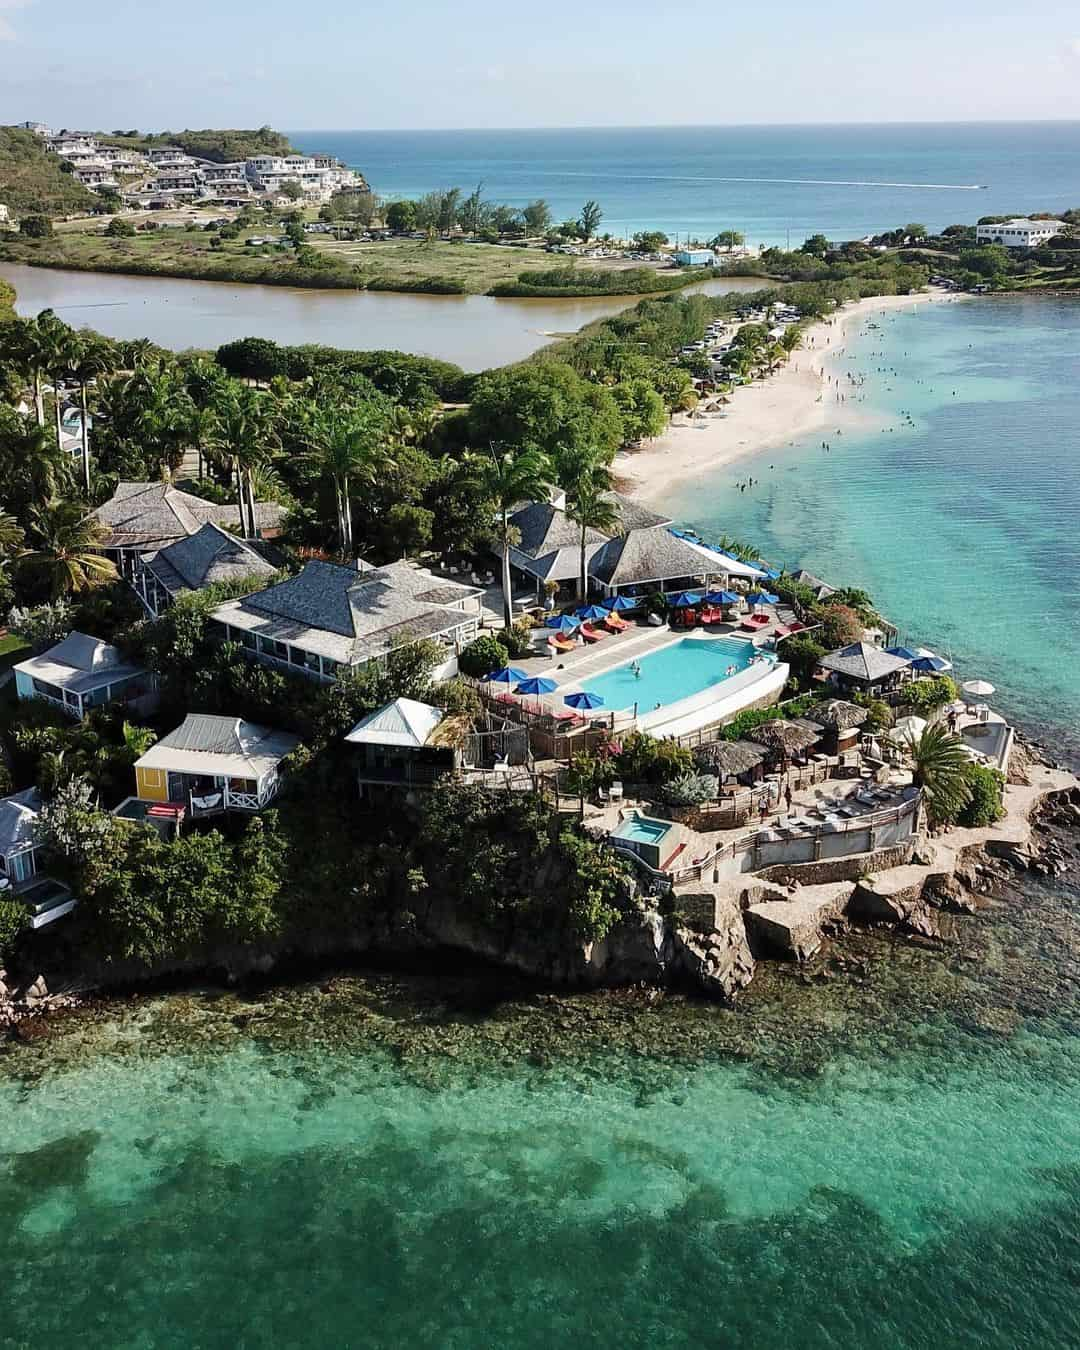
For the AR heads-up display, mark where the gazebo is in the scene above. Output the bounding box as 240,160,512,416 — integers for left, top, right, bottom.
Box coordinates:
804,698,869,754
695,739,768,785
747,719,822,766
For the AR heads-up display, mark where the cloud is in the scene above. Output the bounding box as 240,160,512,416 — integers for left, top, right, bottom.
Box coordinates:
0,0,30,42
1069,38,1080,59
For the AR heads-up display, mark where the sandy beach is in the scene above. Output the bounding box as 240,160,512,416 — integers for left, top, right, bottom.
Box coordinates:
616,289,965,504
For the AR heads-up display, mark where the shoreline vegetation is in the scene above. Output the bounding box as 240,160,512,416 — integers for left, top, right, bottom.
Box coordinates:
0,218,1077,1019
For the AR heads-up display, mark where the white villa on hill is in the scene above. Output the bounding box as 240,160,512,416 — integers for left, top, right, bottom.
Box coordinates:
210,559,483,682
974,218,1064,249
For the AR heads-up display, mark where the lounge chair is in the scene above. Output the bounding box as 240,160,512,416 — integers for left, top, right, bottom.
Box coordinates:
603,613,630,633
580,622,607,642
741,612,771,630
548,634,576,654
700,606,725,626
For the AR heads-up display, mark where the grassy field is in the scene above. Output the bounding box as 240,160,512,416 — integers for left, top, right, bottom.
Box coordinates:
0,220,688,296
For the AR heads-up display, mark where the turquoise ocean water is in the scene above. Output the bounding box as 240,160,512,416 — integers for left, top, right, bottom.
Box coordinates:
4,129,1080,1347
657,294,1080,763
292,123,1080,245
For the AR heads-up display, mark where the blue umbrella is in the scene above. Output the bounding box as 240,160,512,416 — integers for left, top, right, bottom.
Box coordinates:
576,604,610,621
488,666,528,684
746,590,779,606
758,567,782,580
602,595,637,611
912,654,950,674
564,690,605,710
668,591,704,608
705,589,741,605
886,645,919,661
544,613,581,632
516,676,558,695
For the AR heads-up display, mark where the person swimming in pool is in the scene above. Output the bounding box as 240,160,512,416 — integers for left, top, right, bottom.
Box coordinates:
725,664,737,677
631,660,641,678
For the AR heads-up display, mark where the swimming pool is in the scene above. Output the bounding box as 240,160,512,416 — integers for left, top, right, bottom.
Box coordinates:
611,815,673,846
580,637,769,712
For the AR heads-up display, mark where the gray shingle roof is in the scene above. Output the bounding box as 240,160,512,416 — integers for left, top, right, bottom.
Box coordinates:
212,559,477,666
143,522,277,597
90,482,284,550
0,789,42,857
508,502,607,559
588,527,711,588
819,642,910,683
790,568,836,600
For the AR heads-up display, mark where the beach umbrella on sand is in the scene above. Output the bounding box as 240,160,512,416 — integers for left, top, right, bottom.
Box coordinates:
564,690,605,711
516,676,557,696
705,589,741,605
668,591,703,608
487,666,528,685
961,679,995,701
544,613,581,633
602,595,637,612
576,604,610,621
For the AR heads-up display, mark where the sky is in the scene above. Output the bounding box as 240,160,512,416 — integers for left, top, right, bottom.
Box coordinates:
1,0,1080,130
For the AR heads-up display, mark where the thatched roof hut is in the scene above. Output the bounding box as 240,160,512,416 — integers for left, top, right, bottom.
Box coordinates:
804,699,868,732
695,740,768,777
747,719,822,758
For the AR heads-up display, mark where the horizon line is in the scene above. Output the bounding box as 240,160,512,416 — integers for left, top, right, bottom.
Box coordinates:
282,117,1080,134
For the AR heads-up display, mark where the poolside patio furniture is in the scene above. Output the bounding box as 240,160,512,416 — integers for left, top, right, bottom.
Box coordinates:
603,613,631,633
609,781,624,801
741,613,771,631
548,634,576,654
580,623,607,642
700,606,725,626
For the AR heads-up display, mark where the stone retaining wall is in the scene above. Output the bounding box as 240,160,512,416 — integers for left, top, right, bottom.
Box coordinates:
756,841,915,888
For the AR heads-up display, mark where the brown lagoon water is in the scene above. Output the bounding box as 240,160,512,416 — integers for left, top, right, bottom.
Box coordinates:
0,263,763,369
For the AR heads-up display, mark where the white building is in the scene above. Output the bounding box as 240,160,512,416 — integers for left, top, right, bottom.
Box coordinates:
0,204,9,226
975,218,1064,249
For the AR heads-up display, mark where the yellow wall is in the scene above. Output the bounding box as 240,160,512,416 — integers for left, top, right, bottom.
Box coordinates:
136,765,169,802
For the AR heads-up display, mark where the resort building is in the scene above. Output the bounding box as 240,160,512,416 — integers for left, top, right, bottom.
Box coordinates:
788,568,836,601
133,714,299,818
13,632,156,720
345,698,460,794
132,522,278,617
589,525,764,599
88,482,284,581
816,641,911,696
974,219,1064,249
505,492,764,602
0,789,77,928
210,559,483,683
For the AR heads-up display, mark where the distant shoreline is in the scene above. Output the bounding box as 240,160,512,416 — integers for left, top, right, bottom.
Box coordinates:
615,289,965,504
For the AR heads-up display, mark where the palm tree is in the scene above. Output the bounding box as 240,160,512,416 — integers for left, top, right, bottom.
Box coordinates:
557,446,621,602
907,724,972,826
0,317,48,426
68,336,119,494
304,403,391,556
23,502,118,599
780,327,803,355
1,420,75,512
469,442,551,628
36,312,80,453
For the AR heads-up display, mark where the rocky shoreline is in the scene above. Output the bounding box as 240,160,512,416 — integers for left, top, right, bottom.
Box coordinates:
3,738,1076,1041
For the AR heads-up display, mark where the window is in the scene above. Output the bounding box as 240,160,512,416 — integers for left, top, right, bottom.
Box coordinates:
8,849,37,884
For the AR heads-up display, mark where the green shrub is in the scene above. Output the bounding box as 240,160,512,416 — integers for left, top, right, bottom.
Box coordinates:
780,635,826,687
0,897,27,963
612,731,693,784
656,772,717,807
498,621,535,660
458,634,510,678
899,675,958,713
957,764,1005,827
